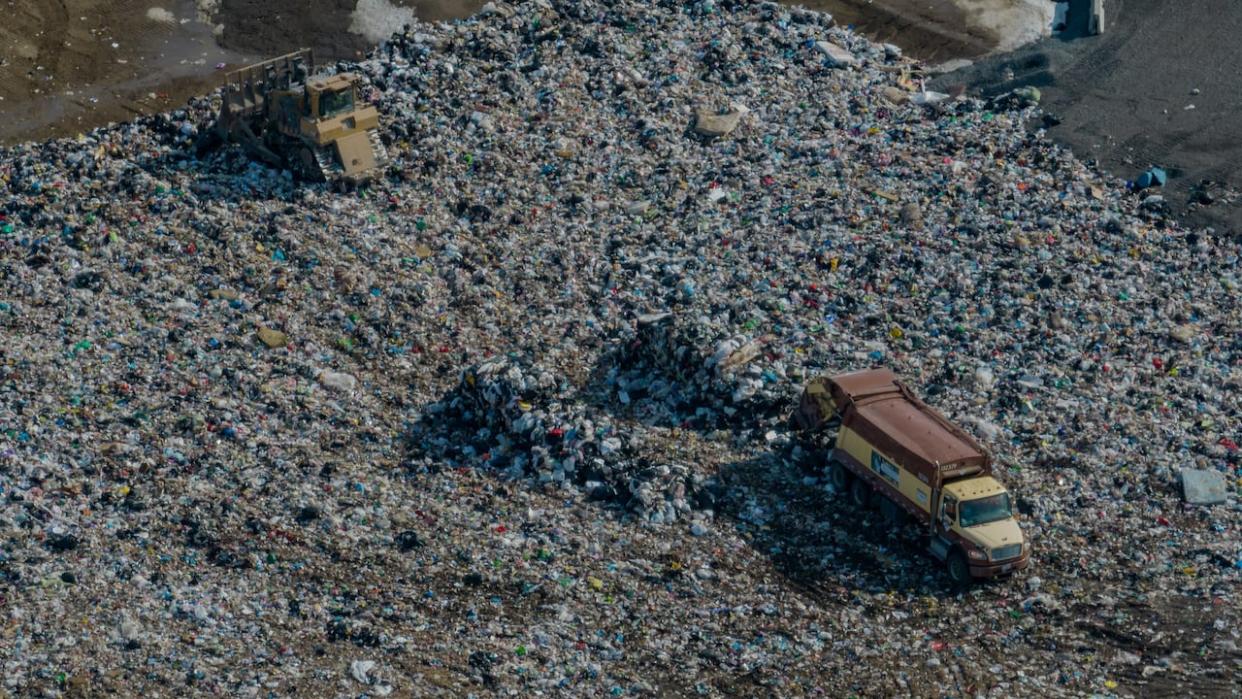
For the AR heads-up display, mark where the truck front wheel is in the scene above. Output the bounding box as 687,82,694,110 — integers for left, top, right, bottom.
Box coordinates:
850,478,872,508
947,551,973,587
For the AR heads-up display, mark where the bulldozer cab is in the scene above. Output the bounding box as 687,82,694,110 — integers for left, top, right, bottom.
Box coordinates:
305,75,360,121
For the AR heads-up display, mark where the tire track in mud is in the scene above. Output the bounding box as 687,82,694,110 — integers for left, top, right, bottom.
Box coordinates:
33,0,70,80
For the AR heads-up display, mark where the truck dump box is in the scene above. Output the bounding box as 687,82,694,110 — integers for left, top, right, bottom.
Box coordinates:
796,369,991,496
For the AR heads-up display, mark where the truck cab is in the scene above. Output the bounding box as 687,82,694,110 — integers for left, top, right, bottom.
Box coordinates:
935,476,1028,582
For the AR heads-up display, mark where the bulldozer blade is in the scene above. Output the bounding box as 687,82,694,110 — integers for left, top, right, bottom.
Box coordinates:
334,131,377,176
232,121,283,167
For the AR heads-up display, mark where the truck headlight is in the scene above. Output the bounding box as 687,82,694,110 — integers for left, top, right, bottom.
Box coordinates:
967,548,987,561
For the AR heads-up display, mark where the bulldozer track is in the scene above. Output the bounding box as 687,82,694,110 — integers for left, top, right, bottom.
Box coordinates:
314,145,343,178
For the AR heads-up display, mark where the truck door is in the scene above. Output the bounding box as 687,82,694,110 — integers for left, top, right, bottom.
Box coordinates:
938,495,958,534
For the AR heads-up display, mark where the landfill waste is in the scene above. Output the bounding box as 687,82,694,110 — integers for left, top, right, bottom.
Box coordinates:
881,85,911,105
814,40,857,68
910,90,952,107
1137,166,1168,189
411,357,709,523
0,0,1237,695
694,104,748,138
1012,85,1041,105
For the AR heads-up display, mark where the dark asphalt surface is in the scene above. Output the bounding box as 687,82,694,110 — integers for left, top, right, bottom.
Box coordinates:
934,0,1242,234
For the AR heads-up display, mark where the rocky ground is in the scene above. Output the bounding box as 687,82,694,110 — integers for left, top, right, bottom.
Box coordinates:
0,0,1237,696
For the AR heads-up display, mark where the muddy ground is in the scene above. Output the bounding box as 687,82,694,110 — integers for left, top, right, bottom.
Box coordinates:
799,0,999,63
214,0,486,62
0,0,236,143
0,0,483,144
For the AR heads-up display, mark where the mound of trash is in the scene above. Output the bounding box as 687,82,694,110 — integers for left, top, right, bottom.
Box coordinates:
414,357,711,522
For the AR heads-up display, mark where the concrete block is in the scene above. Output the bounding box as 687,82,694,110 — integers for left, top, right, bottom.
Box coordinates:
1089,0,1106,35
1180,469,1227,505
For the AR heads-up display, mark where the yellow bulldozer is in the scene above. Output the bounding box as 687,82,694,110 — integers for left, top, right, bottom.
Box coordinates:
199,49,389,185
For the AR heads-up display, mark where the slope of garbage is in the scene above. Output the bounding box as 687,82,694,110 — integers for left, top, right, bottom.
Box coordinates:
0,0,1237,696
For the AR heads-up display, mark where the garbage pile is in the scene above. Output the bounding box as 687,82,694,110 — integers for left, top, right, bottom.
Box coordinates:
413,357,708,522
0,0,1237,694
609,312,804,428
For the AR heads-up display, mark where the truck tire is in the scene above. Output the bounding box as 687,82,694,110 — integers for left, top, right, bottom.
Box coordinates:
947,551,972,587
880,497,906,526
829,461,852,491
850,477,872,508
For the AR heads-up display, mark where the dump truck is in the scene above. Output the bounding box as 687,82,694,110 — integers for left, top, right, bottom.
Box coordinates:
199,49,388,185
792,368,1029,585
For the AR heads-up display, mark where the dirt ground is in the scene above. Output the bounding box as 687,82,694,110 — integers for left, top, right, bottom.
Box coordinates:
0,0,237,143
800,0,998,62
0,0,482,145
214,0,486,63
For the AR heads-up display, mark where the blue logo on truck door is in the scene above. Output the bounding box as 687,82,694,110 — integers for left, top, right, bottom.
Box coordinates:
870,452,901,486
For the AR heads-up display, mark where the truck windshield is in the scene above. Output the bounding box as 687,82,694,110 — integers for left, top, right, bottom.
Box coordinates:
959,494,1012,527
319,89,355,118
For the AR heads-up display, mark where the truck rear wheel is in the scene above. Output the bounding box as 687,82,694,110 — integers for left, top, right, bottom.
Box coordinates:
947,551,972,587
829,461,852,491
850,478,872,508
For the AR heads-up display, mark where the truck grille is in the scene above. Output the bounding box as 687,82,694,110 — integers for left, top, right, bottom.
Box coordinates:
992,544,1022,561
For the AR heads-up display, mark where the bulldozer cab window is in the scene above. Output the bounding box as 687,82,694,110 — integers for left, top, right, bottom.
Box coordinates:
319,88,355,118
